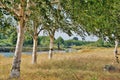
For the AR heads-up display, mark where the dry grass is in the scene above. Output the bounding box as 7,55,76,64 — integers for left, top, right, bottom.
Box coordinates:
0,48,120,80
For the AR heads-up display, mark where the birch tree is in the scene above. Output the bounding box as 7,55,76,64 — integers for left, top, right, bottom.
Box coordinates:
0,0,32,78
26,0,58,63
27,19,43,64
43,0,82,59
26,5,43,64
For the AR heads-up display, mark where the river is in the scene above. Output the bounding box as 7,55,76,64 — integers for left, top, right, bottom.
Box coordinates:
0,48,77,57
0,50,66,57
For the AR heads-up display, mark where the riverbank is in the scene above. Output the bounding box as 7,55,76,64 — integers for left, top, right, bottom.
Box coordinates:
0,46,66,52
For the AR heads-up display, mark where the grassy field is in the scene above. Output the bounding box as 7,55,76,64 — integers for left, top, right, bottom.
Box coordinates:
0,48,120,80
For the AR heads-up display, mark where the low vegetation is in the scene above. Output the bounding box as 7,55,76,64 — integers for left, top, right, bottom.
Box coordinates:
0,48,120,80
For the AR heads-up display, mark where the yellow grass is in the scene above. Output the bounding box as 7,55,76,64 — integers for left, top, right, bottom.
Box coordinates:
0,48,120,80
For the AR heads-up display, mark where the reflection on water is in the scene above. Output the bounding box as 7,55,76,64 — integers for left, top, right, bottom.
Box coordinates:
0,52,14,57
0,52,33,57
0,49,76,57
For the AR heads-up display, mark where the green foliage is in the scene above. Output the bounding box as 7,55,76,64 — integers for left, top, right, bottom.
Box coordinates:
9,29,17,45
0,33,7,39
0,39,12,47
38,36,50,47
24,33,33,46
61,0,120,41
91,76,98,80
55,37,64,49
0,10,2,17
84,39,113,48
55,37,64,44
0,24,17,46
1,0,120,49
0,16,11,32
73,37,78,40
64,39,90,47
95,39,113,47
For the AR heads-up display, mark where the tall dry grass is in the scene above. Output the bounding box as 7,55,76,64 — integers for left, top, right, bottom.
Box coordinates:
0,48,120,80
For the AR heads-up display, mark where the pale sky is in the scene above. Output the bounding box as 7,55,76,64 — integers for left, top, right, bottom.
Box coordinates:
40,31,98,41
55,31,98,41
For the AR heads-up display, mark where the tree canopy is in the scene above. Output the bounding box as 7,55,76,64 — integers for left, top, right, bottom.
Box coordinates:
61,0,120,41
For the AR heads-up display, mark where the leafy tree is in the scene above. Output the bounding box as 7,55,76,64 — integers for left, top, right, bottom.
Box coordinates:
0,9,2,17
61,0,120,63
64,39,85,47
43,0,81,59
9,29,17,45
38,36,50,47
0,11,17,46
56,36,64,49
0,0,36,78
24,32,33,46
0,12,11,33
26,1,45,64
73,37,78,40
26,0,62,63
42,0,61,59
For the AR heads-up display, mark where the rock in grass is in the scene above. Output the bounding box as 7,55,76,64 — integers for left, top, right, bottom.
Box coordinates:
103,64,116,72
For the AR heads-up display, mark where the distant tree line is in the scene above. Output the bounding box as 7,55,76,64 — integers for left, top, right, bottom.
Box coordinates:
0,31,93,49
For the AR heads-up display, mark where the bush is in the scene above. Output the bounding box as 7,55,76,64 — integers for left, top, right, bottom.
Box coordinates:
0,47,15,52
64,40,92,48
91,39,113,47
0,39,12,47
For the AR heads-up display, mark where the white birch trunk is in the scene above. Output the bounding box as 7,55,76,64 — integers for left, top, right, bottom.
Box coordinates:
32,35,38,64
10,2,25,77
49,35,54,59
114,39,119,63
10,22,25,78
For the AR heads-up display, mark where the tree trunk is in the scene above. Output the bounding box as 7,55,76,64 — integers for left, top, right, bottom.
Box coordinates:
10,1,25,78
57,42,60,50
32,35,38,64
49,35,54,59
114,39,119,63
10,21,25,78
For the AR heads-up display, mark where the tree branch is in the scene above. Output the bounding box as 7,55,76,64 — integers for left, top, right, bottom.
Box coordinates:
37,28,43,35
0,1,20,19
51,0,59,4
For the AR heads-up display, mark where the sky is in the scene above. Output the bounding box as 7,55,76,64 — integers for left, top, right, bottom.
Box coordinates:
55,31,98,41
40,31,99,41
